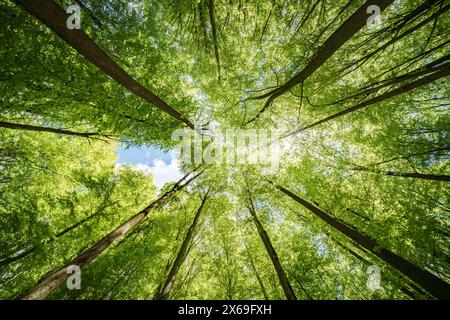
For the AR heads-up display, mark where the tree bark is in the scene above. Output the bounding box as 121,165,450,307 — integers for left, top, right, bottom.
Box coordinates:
0,121,99,138
244,0,395,125
17,169,203,300
246,191,297,300
351,167,450,182
207,0,221,82
245,244,270,299
14,0,194,129
153,194,208,300
272,182,450,299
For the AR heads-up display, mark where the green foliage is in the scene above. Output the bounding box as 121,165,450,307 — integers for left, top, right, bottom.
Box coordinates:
0,0,448,300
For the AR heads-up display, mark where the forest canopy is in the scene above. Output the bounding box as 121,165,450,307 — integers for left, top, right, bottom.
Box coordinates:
0,0,449,300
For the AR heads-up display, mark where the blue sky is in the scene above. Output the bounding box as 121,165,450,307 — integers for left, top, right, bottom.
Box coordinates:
116,145,182,189
117,145,172,165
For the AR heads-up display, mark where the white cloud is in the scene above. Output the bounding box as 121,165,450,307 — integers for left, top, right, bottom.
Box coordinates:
132,158,183,189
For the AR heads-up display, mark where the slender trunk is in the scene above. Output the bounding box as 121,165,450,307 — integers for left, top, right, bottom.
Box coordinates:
374,39,450,81
0,121,99,138
347,4,450,72
331,236,426,299
153,195,208,300
207,0,221,82
244,0,395,125
0,246,34,267
152,258,174,299
332,236,370,265
0,222,76,267
246,192,297,300
351,167,450,182
245,244,269,299
17,169,203,300
332,55,450,105
0,200,118,268
259,9,272,45
286,64,450,136
346,208,370,221
101,266,137,300
199,1,209,53
14,0,194,129
369,147,449,166
170,255,199,299
294,0,320,35
272,182,450,299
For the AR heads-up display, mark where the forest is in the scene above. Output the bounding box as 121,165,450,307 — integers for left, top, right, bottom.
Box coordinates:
0,0,449,301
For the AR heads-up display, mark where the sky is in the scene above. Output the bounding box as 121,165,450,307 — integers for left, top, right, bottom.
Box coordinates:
116,145,183,189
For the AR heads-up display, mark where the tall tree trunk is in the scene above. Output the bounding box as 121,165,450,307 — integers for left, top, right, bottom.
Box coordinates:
207,0,221,82
17,169,203,300
244,244,270,299
331,236,370,265
294,0,320,35
346,3,450,73
0,217,86,268
0,201,118,267
259,9,272,45
101,266,137,300
286,64,450,136
351,167,450,182
331,55,450,105
153,194,208,300
0,121,99,138
369,147,450,167
333,235,433,299
332,236,419,299
244,0,395,125
272,182,450,299
246,190,297,300
14,0,194,129
0,246,34,268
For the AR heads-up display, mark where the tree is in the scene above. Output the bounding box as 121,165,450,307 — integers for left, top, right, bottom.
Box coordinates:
271,182,450,299
244,0,395,125
17,169,202,300
246,180,297,300
153,191,209,300
1,0,449,300
0,121,102,138
14,0,194,129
